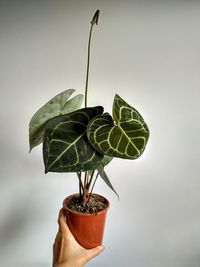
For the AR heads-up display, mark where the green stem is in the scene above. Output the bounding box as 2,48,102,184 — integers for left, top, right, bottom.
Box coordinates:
85,24,93,108
84,10,100,108
84,172,87,190
88,170,95,189
77,172,84,197
90,172,99,196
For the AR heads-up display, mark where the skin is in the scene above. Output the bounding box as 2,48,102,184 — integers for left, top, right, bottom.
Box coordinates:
53,209,105,267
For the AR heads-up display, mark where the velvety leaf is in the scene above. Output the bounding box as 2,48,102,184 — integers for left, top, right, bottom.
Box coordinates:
97,164,119,199
87,94,149,159
29,89,83,151
43,106,104,173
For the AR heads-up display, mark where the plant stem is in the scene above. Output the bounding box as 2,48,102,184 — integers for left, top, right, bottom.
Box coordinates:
84,24,92,108
84,10,100,108
90,172,99,196
84,172,87,189
80,10,100,203
88,170,95,189
77,172,84,197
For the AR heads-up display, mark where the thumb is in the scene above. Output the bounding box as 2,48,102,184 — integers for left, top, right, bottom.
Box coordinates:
85,245,105,262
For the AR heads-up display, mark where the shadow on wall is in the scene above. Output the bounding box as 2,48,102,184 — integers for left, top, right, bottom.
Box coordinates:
0,197,34,248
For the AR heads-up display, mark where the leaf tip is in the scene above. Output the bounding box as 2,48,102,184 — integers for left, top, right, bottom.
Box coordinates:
44,165,49,174
91,9,100,25
29,144,33,153
114,93,120,100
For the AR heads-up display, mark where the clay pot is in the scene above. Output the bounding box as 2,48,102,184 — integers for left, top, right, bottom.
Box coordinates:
63,193,109,249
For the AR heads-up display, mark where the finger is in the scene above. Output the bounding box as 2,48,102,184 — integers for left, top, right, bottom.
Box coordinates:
57,208,73,237
57,208,65,224
85,245,105,262
54,231,61,243
57,208,67,228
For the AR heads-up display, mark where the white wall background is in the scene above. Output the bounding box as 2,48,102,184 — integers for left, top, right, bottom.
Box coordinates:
0,0,200,266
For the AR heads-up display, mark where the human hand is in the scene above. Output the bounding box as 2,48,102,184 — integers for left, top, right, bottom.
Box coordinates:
53,208,105,267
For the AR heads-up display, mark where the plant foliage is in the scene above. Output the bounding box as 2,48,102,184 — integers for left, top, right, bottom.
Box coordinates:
41,94,149,197
43,106,104,173
29,10,150,201
87,94,149,159
29,89,83,151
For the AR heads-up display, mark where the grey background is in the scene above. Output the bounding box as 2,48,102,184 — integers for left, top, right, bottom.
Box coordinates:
0,0,200,266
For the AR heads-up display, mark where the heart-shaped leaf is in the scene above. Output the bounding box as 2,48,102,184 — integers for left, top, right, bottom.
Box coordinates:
87,94,149,159
43,106,104,173
29,89,83,151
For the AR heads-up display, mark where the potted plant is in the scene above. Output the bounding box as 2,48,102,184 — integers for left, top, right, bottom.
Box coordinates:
29,10,150,249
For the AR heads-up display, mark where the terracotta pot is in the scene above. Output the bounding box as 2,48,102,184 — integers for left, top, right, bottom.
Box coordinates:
63,193,109,249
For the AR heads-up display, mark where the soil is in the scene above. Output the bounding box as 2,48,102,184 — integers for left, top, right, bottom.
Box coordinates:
66,194,108,214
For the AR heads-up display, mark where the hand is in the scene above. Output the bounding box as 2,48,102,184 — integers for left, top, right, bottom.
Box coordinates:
53,208,105,267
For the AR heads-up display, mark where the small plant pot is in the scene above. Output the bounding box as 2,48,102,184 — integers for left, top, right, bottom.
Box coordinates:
63,193,110,249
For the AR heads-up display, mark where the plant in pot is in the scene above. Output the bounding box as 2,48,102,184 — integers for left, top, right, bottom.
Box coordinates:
29,10,150,249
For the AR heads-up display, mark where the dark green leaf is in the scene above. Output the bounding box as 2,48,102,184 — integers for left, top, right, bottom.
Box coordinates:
97,164,119,199
43,106,104,173
29,89,83,151
87,94,149,159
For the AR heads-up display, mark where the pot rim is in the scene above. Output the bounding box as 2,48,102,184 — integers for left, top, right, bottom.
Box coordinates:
63,193,110,216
